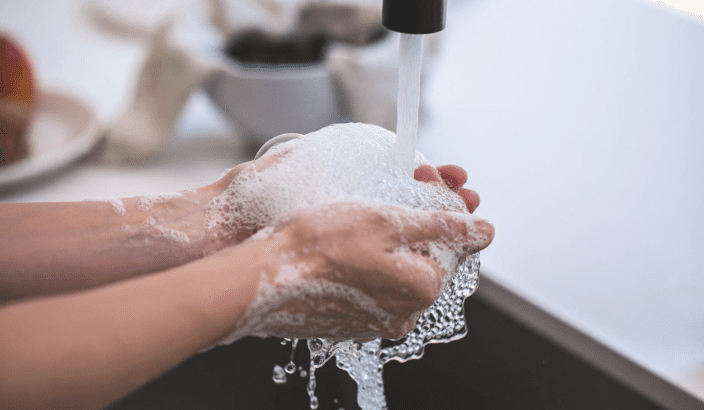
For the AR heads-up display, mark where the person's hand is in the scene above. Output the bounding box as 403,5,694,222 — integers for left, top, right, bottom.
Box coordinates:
414,164,480,213
204,153,483,246
230,201,494,341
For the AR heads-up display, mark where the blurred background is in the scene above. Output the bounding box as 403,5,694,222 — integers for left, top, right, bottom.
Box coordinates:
1,0,703,406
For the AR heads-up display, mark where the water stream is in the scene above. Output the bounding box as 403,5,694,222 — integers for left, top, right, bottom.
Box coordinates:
393,34,425,176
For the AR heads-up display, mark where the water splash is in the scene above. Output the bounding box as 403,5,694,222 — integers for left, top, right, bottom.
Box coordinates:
284,338,299,374
272,364,287,385
274,253,480,409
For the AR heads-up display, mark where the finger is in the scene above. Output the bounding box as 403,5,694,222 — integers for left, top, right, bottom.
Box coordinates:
415,165,479,213
204,161,253,192
365,252,445,315
459,188,480,213
436,165,468,191
397,209,494,254
227,161,252,178
414,164,443,184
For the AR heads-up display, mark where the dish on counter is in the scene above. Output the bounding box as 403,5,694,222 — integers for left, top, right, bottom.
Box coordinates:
0,91,102,189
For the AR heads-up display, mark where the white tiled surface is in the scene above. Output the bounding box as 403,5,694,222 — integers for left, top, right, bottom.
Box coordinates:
1,0,702,401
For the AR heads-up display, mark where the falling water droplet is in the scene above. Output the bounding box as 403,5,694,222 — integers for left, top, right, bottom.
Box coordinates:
272,365,287,384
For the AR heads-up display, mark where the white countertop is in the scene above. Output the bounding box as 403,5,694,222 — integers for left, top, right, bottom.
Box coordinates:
418,0,704,396
1,0,703,401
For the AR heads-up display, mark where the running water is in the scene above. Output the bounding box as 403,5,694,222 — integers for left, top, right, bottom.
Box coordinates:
394,34,425,175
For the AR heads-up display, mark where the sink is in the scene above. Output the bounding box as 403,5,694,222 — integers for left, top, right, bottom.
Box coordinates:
108,276,701,410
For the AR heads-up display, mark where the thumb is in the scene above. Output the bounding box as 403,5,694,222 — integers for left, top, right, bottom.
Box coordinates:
399,209,494,254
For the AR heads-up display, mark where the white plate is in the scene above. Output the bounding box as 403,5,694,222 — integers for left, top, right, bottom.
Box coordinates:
0,91,102,188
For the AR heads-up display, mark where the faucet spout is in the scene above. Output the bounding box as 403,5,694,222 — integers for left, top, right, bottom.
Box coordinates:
382,0,447,34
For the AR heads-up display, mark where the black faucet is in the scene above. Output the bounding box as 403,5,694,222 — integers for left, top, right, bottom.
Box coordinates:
382,0,447,34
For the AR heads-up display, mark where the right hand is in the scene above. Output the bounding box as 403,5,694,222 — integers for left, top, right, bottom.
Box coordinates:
236,201,494,341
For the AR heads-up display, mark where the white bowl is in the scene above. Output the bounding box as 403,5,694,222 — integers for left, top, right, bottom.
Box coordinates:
204,54,345,146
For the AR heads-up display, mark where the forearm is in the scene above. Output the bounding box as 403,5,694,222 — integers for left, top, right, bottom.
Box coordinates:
0,187,228,300
0,240,265,410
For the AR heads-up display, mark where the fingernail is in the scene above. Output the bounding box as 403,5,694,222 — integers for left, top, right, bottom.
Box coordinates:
414,165,442,184
437,165,468,190
473,218,495,238
441,175,460,191
459,188,480,213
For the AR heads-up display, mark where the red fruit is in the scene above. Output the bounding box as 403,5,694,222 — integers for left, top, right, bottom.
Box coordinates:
0,34,37,166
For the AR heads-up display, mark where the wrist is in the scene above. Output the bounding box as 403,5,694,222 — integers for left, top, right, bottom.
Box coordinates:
92,166,255,277
178,234,283,345
103,164,256,273
119,188,227,269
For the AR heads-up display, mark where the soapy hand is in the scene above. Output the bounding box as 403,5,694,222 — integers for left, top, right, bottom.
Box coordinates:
206,155,482,247
198,124,493,341
242,202,493,341
212,152,493,341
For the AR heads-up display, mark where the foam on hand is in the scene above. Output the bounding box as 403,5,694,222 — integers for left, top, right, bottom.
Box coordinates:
137,192,184,211
205,123,472,338
204,123,482,410
206,122,467,236
85,197,127,215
